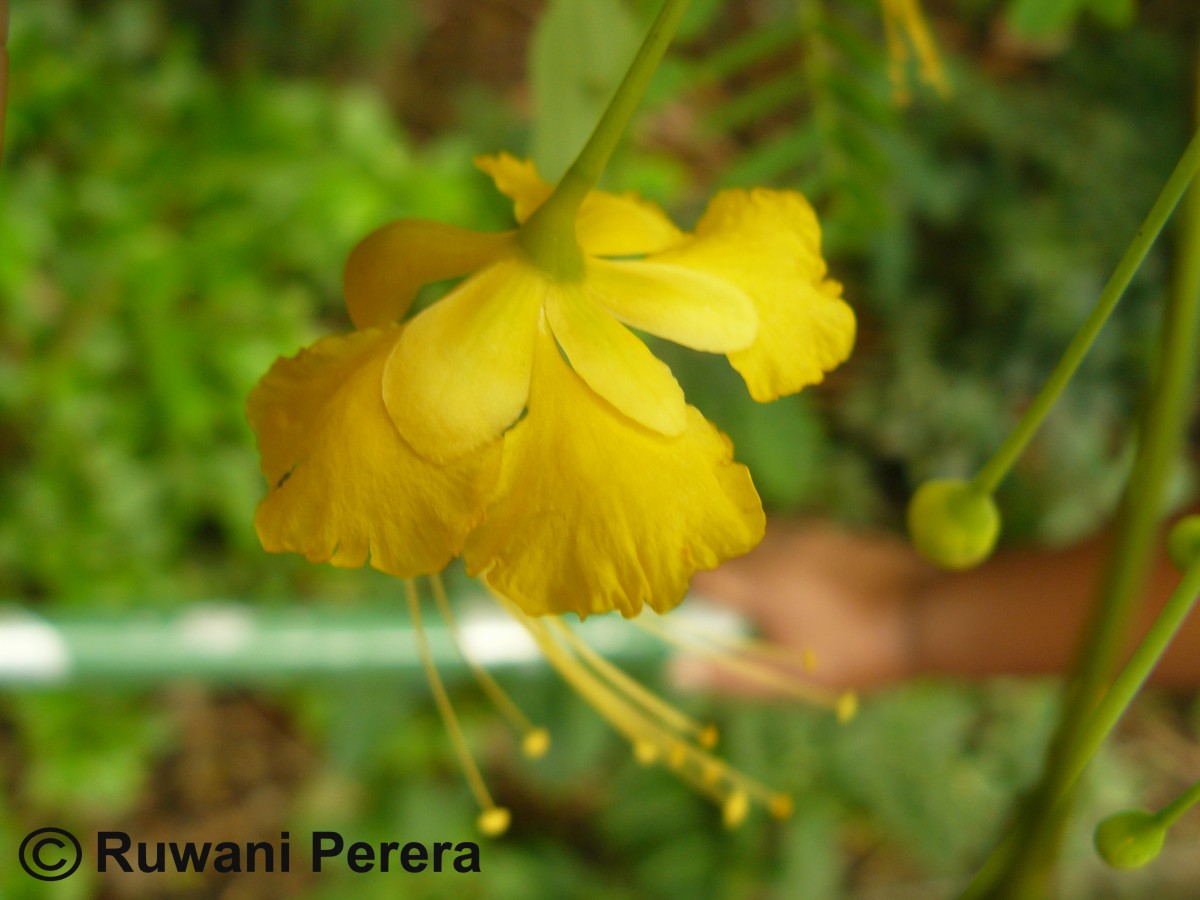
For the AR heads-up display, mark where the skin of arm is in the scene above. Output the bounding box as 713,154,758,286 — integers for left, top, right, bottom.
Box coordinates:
685,516,1200,692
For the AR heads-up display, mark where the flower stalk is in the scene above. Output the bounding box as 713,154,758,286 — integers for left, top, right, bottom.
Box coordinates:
519,0,692,276
249,0,853,829
964,59,1200,897
971,126,1200,498
2,0,10,165
1156,777,1200,829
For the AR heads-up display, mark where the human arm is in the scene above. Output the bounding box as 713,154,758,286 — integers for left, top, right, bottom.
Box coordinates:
684,518,1200,691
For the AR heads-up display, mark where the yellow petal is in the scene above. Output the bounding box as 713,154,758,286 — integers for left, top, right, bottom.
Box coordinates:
546,282,687,436
464,325,765,619
584,258,757,353
576,191,685,257
728,278,855,401
651,188,855,401
383,257,547,460
475,153,684,256
474,154,552,223
344,219,515,329
247,326,498,577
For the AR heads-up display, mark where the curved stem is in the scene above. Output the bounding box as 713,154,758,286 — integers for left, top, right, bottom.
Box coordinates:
2,0,10,166
1065,563,1200,813
971,126,1200,497
519,0,692,274
404,580,505,824
964,64,1200,899
1156,778,1200,828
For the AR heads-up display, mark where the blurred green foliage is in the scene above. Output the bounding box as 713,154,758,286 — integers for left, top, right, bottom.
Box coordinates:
1006,0,1136,36
1,0,1198,897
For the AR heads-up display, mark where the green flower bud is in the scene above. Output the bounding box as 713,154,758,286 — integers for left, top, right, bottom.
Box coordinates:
906,479,1000,570
1166,515,1200,572
1093,809,1165,870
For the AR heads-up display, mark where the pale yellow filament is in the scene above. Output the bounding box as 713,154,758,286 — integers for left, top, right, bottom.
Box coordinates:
429,574,550,758
548,618,719,749
495,595,666,753
633,614,857,717
491,590,789,825
667,611,817,670
661,734,793,823
405,580,510,836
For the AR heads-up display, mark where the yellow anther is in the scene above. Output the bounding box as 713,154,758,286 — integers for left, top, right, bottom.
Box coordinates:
430,575,549,753
491,589,792,827
701,759,724,786
477,807,512,837
668,743,688,769
722,792,750,829
636,615,842,707
769,794,795,820
521,728,551,759
836,691,859,723
633,739,660,766
406,580,506,835
699,724,719,749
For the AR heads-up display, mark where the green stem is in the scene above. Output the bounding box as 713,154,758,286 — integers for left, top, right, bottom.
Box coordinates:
519,0,692,275
1156,778,1200,828
1066,563,1200,812
965,113,1200,900
968,561,1200,893
2,0,10,166
972,126,1200,497
969,566,1200,892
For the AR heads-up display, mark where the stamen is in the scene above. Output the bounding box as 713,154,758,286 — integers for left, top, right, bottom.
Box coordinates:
836,692,859,723
488,591,791,825
548,618,719,749
633,739,661,766
404,580,510,836
492,594,752,814
667,740,794,818
522,729,551,759
634,614,852,713
659,736,792,823
493,594,667,753
722,792,750,829
668,611,816,669
769,794,795,820
429,574,550,759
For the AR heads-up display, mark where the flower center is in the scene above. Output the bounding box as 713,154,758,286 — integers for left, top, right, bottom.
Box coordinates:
517,190,586,281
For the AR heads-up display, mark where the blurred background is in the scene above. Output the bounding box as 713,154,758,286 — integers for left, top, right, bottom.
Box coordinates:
2,0,1199,896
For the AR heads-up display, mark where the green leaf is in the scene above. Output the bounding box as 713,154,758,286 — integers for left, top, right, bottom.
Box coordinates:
530,0,642,180
1087,0,1136,28
1005,0,1082,37
1006,0,1136,37
698,19,802,82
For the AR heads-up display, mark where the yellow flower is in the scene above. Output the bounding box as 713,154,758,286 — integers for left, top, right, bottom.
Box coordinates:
464,320,764,618
251,154,852,616
248,154,857,830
